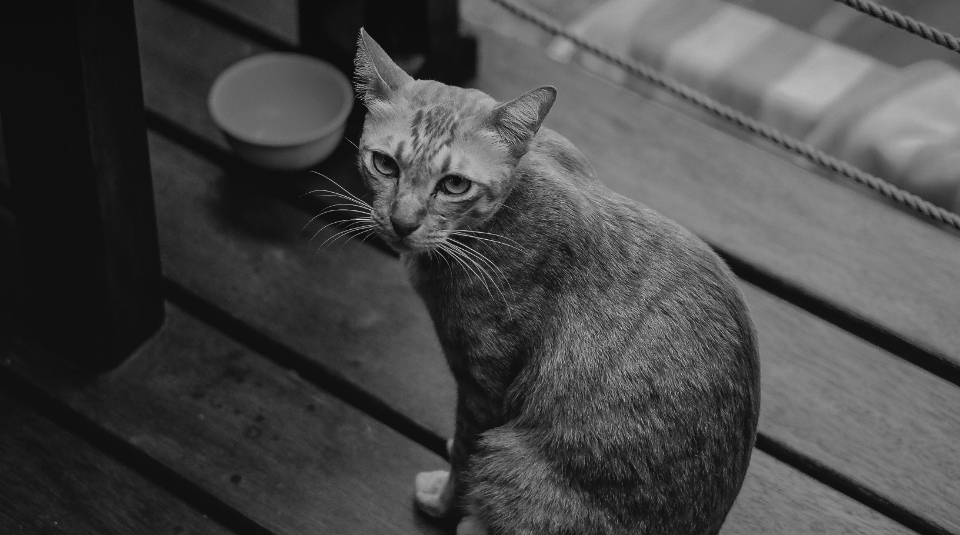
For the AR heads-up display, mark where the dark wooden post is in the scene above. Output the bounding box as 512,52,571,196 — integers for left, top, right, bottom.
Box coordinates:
299,0,476,86
0,0,164,370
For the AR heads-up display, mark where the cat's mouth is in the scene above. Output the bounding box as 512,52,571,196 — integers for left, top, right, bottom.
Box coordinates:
379,229,430,254
378,229,448,256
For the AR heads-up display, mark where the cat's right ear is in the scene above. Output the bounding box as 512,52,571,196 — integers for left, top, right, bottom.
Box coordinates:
489,86,557,158
354,28,413,107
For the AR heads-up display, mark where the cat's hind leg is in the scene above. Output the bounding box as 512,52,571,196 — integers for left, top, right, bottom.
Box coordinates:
467,426,611,535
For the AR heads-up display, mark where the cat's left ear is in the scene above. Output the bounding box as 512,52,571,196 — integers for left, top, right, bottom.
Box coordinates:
489,86,557,157
354,28,414,106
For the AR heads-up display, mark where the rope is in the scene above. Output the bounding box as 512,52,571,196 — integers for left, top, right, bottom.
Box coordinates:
832,0,960,54
487,0,960,232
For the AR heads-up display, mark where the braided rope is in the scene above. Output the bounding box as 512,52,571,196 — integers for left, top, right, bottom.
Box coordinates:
833,0,960,54
488,0,960,232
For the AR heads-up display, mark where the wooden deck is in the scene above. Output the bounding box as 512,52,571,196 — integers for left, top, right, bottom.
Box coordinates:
1,0,959,533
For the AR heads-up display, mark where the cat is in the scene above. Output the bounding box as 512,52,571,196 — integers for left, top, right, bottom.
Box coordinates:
351,28,761,535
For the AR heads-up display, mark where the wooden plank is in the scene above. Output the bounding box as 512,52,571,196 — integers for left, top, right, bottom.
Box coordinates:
0,220,909,535
158,0,960,382
747,284,960,533
200,0,297,45
721,452,908,535
141,0,960,380
0,391,235,535
0,0,163,370
131,2,960,528
136,0,270,149
1,305,448,535
143,123,956,533
467,11,960,376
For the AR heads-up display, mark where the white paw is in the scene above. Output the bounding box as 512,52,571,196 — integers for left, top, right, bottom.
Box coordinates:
457,515,489,535
414,470,454,517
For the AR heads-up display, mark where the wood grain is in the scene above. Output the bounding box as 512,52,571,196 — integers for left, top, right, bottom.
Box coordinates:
0,208,909,535
143,122,957,532
131,1,960,527
0,390,235,535
2,305,448,535
140,0,960,381
167,0,960,379
721,452,908,535
470,17,960,373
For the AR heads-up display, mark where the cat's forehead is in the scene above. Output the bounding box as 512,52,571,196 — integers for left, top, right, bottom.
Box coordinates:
363,82,499,170
408,81,494,114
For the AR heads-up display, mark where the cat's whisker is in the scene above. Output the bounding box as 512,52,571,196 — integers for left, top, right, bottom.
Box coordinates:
343,138,360,151
449,238,510,287
310,217,375,243
308,172,372,206
315,205,374,220
318,223,376,250
454,228,522,245
453,228,525,247
337,225,376,253
357,228,379,245
302,204,373,232
312,224,374,263
309,214,374,238
301,185,373,208
451,242,513,308
439,242,494,301
433,246,452,270
427,246,447,269
451,230,525,253
307,189,374,209
444,239,510,310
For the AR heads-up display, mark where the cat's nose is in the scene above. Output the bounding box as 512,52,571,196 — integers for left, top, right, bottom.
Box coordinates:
390,217,420,238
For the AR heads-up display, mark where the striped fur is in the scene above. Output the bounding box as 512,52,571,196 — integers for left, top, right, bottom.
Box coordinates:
354,30,760,535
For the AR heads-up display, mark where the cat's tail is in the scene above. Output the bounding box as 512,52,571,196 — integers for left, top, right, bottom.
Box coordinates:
465,425,616,535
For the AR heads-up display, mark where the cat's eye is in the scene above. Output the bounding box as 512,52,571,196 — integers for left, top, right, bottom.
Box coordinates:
439,175,471,195
371,151,399,178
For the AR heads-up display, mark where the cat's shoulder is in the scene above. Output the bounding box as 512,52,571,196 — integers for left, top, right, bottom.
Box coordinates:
522,128,599,184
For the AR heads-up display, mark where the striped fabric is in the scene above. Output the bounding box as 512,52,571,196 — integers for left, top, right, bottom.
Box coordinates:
547,0,960,214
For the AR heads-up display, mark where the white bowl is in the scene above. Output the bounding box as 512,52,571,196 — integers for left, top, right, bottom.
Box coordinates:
208,53,354,171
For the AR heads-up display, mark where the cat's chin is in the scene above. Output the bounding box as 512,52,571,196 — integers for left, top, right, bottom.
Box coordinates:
382,236,432,256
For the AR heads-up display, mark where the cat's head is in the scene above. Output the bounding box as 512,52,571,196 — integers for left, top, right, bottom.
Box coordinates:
353,28,555,254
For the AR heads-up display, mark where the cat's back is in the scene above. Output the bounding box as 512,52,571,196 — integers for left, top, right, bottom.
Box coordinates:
472,128,761,534
515,128,751,326
516,127,759,426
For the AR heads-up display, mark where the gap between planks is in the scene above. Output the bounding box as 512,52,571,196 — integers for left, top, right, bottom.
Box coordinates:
0,388,240,535
140,0,960,389
141,124,953,534
0,210,916,535
129,0,960,528
132,5,960,525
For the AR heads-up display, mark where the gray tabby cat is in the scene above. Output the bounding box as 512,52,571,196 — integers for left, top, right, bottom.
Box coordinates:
352,28,760,535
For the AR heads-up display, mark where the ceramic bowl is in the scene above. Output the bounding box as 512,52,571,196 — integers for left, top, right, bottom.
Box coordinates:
208,53,354,171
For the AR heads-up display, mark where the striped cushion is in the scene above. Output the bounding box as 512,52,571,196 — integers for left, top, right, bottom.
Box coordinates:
548,0,960,213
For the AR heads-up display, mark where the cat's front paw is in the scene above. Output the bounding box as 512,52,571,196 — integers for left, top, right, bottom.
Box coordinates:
414,470,455,518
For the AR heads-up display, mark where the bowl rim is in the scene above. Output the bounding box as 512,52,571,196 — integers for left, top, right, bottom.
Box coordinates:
208,52,354,147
